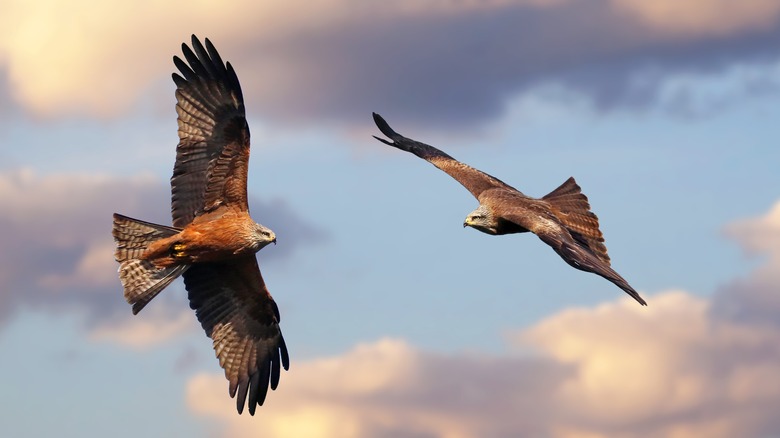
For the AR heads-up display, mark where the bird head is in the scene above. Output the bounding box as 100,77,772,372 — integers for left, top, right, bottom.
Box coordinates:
463,205,498,235
253,223,277,250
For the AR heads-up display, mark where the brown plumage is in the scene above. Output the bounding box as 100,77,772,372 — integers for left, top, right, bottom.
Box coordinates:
112,35,289,415
372,112,646,306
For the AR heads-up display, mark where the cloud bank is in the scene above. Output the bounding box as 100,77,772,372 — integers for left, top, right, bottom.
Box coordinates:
3,0,780,128
187,200,780,437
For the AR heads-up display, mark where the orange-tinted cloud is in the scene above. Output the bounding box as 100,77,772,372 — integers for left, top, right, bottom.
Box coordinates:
611,0,780,37
186,200,780,437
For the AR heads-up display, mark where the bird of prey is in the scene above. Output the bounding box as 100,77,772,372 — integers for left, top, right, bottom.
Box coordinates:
112,35,289,415
372,112,646,306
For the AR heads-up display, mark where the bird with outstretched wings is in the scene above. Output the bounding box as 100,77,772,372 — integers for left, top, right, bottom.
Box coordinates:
372,112,646,306
112,35,289,415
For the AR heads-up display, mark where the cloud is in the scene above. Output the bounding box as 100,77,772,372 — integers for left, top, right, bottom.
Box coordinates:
3,0,780,128
187,338,568,438
0,168,324,336
610,0,780,37
711,200,780,329
0,0,556,119
187,200,780,438
723,200,780,261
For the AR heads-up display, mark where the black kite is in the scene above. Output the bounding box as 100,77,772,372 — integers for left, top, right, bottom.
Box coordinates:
373,112,646,306
112,36,289,415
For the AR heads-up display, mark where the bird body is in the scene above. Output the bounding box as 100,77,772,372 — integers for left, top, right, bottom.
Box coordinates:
139,211,276,267
373,112,647,306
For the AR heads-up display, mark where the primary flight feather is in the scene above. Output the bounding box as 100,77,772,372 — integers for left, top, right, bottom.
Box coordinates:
372,112,646,306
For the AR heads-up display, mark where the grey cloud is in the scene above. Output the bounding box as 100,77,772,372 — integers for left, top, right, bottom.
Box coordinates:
228,0,780,130
710,277,780,329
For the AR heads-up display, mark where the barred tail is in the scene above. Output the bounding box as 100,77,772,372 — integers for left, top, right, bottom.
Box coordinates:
112,213,188,314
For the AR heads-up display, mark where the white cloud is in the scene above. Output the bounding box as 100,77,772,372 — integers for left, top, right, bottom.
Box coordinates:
724,200,780,262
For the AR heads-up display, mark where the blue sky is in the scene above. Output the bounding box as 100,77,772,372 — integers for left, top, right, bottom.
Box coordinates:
2,1,780,437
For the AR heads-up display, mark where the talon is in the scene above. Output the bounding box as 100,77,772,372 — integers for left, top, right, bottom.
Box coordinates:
171,243,186,258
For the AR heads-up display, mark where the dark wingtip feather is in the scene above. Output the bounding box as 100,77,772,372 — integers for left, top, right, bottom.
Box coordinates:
372,112,399,141
171,73,187,88
236,378,249,414
225,62,244,102
605,271,648,306
173,56,195,81
181,43,208,78
247,371,261,415
204,38,226,73
270,348,281,390
190,36,218,77
607,273,648,306
280,336,290,370
372,135,393,146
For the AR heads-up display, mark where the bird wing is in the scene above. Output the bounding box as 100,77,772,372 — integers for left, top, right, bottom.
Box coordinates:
502,207,646,306
184,256,289,415
171,35,251,228
372,112,515,200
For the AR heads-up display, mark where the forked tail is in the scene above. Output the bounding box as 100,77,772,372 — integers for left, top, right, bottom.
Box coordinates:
112,213,189,314
543,177,610,265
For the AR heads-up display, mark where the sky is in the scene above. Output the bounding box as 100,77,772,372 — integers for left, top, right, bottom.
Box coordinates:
1,0,779,436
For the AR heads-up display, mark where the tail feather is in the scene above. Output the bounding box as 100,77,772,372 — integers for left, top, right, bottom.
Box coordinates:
543,177,610,265
112,213,188,314
119,260,188,314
